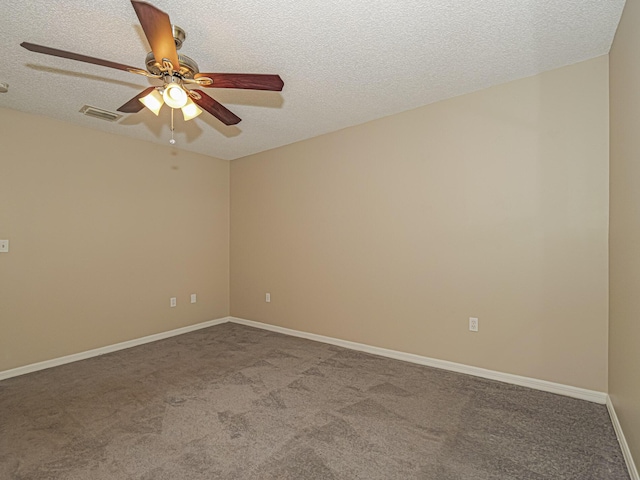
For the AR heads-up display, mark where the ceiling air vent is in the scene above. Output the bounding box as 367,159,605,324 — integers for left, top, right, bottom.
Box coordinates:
79,105,122,122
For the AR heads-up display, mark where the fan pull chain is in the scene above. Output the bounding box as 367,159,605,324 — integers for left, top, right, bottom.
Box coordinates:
169,108,176,145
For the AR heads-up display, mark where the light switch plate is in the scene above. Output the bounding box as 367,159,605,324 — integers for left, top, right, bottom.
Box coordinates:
0,240,8,253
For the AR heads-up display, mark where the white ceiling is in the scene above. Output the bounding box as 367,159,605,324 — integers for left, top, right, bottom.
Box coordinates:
0,0,626,160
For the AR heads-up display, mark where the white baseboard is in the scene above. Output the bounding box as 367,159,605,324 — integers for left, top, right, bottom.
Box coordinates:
1,315,608,406
229,317,608,405
0,316,231,381
607,396,640,480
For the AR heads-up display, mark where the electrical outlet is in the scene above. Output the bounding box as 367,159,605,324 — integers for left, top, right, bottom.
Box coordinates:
191,294,197,304
265,293,271,303
469,317,479,332
0,240,8,253
170,297,177,308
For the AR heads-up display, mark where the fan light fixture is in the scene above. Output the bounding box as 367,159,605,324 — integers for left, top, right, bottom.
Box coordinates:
163,83,188,108
139,89,164,115
139,88,202,121
181,98,203,121
138,86,202,143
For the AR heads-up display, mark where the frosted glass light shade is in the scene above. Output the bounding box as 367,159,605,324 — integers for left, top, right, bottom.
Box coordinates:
139,89,164,115
163,84,188,109
181,98,203,121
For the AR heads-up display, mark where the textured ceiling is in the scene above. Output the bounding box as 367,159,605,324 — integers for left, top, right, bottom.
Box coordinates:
0,0,626,160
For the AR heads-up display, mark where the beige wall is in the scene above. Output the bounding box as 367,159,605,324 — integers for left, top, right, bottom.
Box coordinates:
610,0,640,467
0,108,229,371
231,57,610,391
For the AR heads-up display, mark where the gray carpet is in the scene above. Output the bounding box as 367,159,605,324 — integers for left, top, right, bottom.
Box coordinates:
0,323,630,479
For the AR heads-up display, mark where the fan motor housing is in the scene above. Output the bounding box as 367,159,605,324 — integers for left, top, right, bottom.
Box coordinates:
145,52,199,78
144,26,199,78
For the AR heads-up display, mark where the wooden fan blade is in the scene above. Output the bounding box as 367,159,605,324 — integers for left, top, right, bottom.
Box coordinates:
191,90,241,125
21,42,140,73
194,73,284,91
117,86,157,113
131,0,180,72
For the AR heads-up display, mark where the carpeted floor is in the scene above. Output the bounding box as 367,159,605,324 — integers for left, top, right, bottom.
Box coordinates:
0,323,630,479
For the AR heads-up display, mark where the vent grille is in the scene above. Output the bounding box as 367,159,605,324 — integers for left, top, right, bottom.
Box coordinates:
79,105,122,122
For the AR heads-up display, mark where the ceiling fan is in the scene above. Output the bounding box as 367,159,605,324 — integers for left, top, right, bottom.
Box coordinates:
20,0,284,133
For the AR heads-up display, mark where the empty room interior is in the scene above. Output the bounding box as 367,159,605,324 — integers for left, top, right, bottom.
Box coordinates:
1,0,639,478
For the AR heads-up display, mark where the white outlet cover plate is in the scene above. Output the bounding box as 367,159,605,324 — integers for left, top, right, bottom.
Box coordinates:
191,294,197,304
469,317,479,332
0,240,8,252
